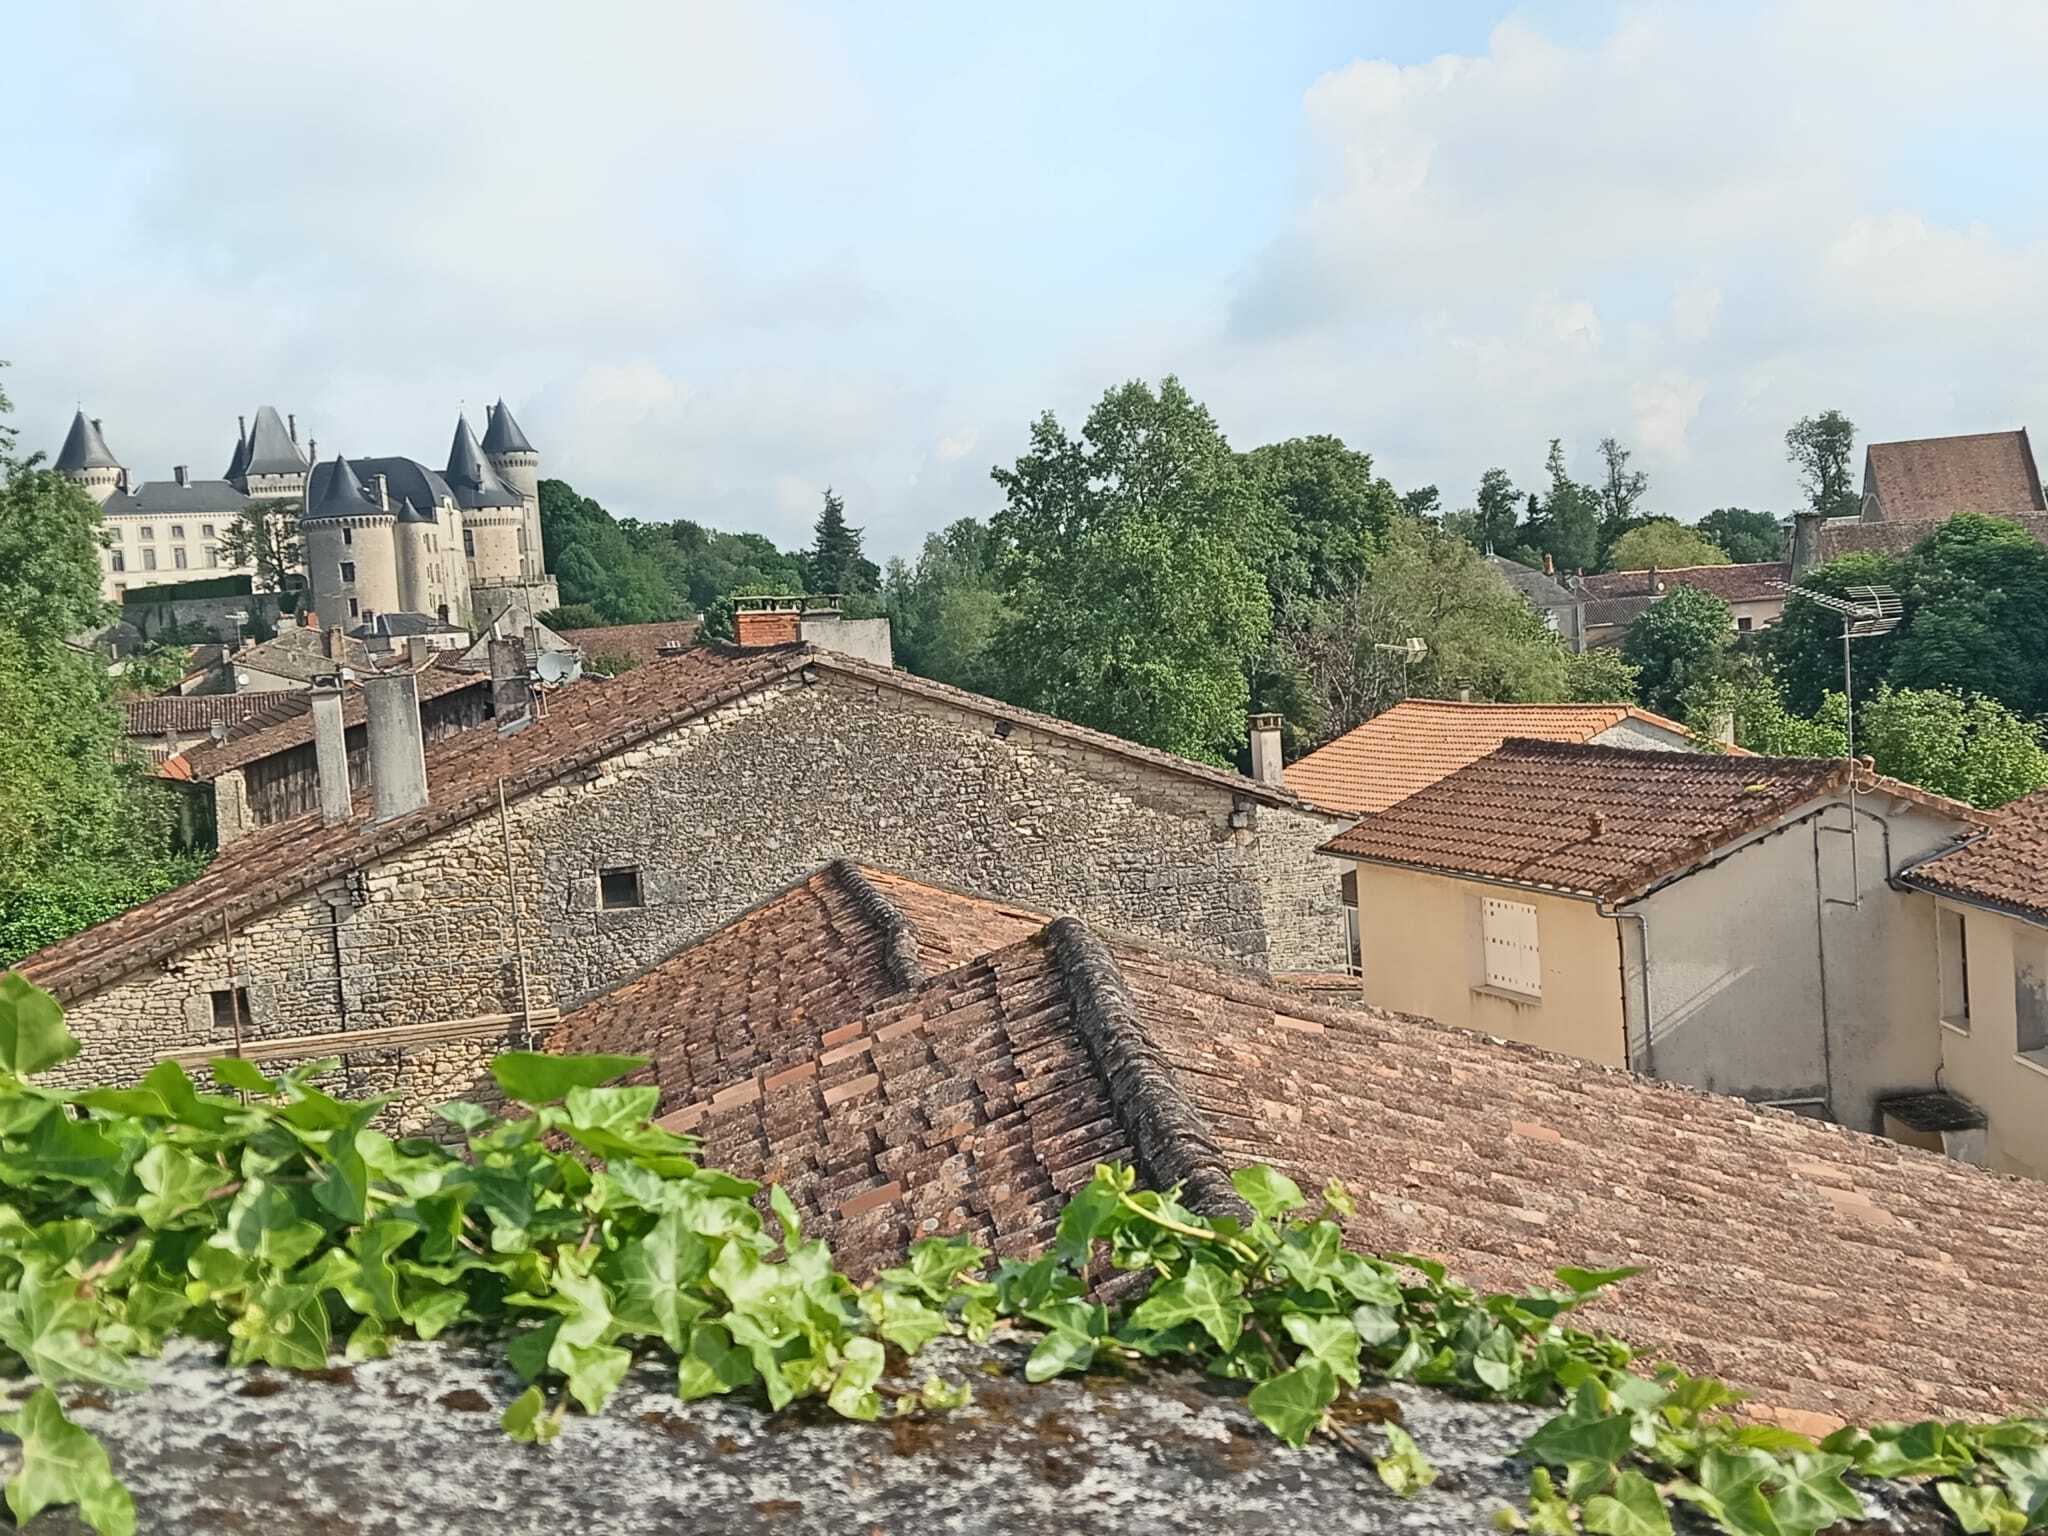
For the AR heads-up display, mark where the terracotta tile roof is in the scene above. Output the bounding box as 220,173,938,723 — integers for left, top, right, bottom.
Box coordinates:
1899,787,2048,926
561,620,703,668
1815,512,2048,564
1865,430,2045,522
1283,700,1701,816
627,895,2048,1423
179,666,489,779
122,694,283,738
547,862,1046,1109
1577,562,1792,605
1318,739,1981,900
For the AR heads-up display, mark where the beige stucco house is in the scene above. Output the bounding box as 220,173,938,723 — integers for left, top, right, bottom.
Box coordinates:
1321,738,1983,1132
1897,788,2048,1180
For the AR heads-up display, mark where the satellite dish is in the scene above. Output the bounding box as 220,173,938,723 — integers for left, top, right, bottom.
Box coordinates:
535,651,582,685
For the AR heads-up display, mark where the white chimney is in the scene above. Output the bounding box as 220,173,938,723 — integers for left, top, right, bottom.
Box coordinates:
364,672,428,822
310,684,352,826
1248,712,1285,787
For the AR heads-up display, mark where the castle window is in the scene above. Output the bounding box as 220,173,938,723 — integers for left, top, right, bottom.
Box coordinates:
343,528,353,547
204,546,218,568
348,598,360,620
139,525,155,540
209,987,251,1033
201,524,215,538
173,548,188,570
340,561,356,583
110,550,125,572
599,866,643,910
463,530,476,557
142,548,158,571
170,524,185,540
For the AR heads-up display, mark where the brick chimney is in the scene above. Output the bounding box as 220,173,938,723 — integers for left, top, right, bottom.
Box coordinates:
364,672,428,822
732,595,804,649
310,683,352,826
489,636,532,727
1248,712,1285,787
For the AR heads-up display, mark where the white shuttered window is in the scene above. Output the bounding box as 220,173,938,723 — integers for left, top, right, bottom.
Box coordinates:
1481,898,1542,998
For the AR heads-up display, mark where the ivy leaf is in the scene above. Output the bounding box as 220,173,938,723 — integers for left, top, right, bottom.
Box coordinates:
860,1288,951,1356
1983,1442,2048,1524
227,1283,329,1371
1526,1468,1579,1536
614,1212,710,1350
435,1100,490,1131
490,1053,648,1106
1025,1328,1096,1383
1230,1165,1306,1220
1127,1261,1246,1351
676,1322,754,1401
1473,1324,1520,1393
550,1337,632,1416
1555,1266,1643,1297
1282,1312,1362,1388
1523,1399,1635,1470
134,1143,220,1228
1938,1482,2031,1536
563,1084,661,1131
1583,1468,1674,1536
502,1386,561,1445
0,975,80,1079
1249,1361,1336,1447
827,1336,886,1422
0,1388,135,1536
1767,1452,1865,1535
208,1058,280,1096
768,1184,803,1248
879,1235,988,1302
1375,1423,1438,1497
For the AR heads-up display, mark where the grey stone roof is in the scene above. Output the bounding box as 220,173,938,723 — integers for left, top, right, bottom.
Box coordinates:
242,405,308,476
445,414,525,508
223,430,249,482
480,397,535,455
314,456,454,522
1487,554,1578,610
395,495,430,525
351,610,463,637
54,410,121,472
302,456,387,524
101,480,250,516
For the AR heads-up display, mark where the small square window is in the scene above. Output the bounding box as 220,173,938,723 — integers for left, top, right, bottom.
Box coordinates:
343,527,353,546
599,866,643,910
170,524,186,540
139,525,155,540
339,560,356,583
1737,616,1754,633
201,523,215,538
209,987,251,1032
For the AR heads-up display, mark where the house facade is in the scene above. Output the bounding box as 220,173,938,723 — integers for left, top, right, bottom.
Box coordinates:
1574,561,1793,647
1321,739,1981,1132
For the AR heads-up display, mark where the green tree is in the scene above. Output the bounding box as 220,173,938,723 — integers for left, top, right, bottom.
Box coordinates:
989,377,1273,762
1471,467,1520,554
884,517,1009,692
1286,517,1567,738
1889,513,2048,720
1563,646,1642,704
0,452,107,645
1858,687,2048,808
218,498,304,594
538,601,605,630
1785,410,1859,519
1696,507,1785,564
1603,519,1731,572
1522,439,1601,574
805,489,880,596
1763,549,1906,714
1593,436,1650,563
1620,584,1732,716
1399,484,1441,521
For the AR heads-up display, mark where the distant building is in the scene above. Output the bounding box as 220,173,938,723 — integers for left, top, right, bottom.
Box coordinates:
1573,561,1793,646
1795,428,2048,574
1487,555,1584,648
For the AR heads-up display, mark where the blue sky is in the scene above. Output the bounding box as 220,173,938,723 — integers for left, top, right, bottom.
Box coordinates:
5,2,2045,561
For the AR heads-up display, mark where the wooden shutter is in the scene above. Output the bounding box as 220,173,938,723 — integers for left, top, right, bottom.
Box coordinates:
1482,898,1541,998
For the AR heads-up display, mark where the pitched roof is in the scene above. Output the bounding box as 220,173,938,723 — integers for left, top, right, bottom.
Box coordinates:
122,693,288,738
1577,561,1792,604
479,398,535,456
310,456,455,522
1487,554,1576,608
1815,511,2048,564
101,480,251,517
54,410,120,472
627,887,2048,1423
302,457,386,524
16,644,1319,1002
444,415,523,509
242,406,308,477
1319,739,1981,900
1865,429,2044,522
1283,700,1700,816
562,620,703,667
178,663,486,778
1899,786,2048,927
225,625,378,687
223,428,249,482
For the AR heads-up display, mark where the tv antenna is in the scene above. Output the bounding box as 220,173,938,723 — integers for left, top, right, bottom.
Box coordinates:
1372,637,1428,703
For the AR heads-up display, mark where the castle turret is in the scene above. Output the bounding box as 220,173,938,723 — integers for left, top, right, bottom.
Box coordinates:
394,495,438,616
445,413,524,588
54,410,124,504
481,399,543,579
236,405,310,499
303,456,399,632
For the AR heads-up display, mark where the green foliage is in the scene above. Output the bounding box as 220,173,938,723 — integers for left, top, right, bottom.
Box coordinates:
1526,439,1603,575
1563,648,1642,706
883,519,1009,693
989,378,1274,763
1470,467,1522,554
1785,410,1859,520
583,648,642,677
1621,586,1732,716
1603,520,1730,573
0,457,108,644
218,500,304,596
1591,437,1652,566
1856,687,2048,808
112,645,192,698
806,489,880,596
538,602,605,631
1889,514,2048,720
1696,508,1786,565
1764,551,1905,715
121,573,256,606
0,981,2045,1535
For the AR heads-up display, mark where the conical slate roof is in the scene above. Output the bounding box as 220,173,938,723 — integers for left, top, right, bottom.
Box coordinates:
480,398,535,456
55,410,121,472
243,406,308,476
302,456,385,523
394,495,430,525
444,414,523,509
224,430,250,482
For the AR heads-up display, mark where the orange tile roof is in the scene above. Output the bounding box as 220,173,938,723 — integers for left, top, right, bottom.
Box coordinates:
1865,430,2045,522
1283,699,1701,815
1900,786,2048,926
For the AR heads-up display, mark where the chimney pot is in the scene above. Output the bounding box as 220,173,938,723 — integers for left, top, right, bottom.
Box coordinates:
365,672,429,822
373,473,389,511
174,465,189,486
1247,712,1285,787
1542,553,1555,576
325,625,345,660
1458,687,1472,703
288,413,298,443
310,684,352,826
92,417,103,432
237,414,247,442
733,595,804,650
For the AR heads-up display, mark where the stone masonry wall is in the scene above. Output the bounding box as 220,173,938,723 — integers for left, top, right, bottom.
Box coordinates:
50,671,1347,1124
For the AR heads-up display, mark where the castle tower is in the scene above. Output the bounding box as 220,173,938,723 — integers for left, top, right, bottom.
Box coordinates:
303,456,399,632
54,410,125,504
235,405,310,500
480,399,542,579
444,413,525,589
394,496,438,616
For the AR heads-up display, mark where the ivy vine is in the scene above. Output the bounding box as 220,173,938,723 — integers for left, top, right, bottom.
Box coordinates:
0,972,2042,1534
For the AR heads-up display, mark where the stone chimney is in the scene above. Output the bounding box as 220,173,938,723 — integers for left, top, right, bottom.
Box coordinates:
732,595,805,649
1248,712,1285,787
288,413,298,443
1790,510,1824,578
405,635,434,667
174,465,190,487
324,626,346,660
1711,709,1737,749
310,684,352,826
489,636,532,726
1542,552,1555,576
373,473,389,511
364,672,428,822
